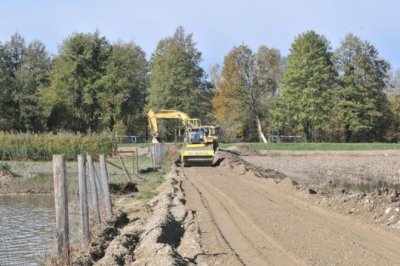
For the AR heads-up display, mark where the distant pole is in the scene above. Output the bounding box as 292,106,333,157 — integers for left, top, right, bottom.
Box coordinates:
78,155,89,249
99,155,112,218
87,155,101,225
53,155,69,263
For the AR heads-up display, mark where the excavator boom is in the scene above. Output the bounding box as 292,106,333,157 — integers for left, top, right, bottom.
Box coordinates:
147,109,200,135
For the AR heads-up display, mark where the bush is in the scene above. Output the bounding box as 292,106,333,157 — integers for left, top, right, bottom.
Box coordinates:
0,132,113,161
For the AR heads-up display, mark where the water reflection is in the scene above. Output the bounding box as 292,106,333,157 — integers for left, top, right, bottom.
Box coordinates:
0,195,55,265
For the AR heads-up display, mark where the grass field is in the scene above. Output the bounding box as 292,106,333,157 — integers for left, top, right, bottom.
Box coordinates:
220,142,400,151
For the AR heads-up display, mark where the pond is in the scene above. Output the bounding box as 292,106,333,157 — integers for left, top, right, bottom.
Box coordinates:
0,195,55,265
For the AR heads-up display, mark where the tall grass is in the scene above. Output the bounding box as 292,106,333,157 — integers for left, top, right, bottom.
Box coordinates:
0,132,112,161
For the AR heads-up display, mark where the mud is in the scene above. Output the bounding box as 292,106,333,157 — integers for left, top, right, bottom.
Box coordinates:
109,182,138,195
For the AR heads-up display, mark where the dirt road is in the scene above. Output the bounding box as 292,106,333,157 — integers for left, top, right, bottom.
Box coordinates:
180,165,400,265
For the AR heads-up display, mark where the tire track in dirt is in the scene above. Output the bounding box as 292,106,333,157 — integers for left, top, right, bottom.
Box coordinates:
182,167,301,265
181,165,400,265
181,170,246,265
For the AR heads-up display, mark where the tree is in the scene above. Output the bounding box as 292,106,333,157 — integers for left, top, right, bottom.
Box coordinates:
213,44,283,142
333,33,390,142
386,95,400,141
41,32,112,132
276,31,336,142
98,41,148,135
388,68,400,95
147,26,208,118
15,40,50,131
0,42,15,130
0,34,50,132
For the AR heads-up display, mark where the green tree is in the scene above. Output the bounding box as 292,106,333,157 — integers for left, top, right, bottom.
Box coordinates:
276,31,336,142
0,42,16,130
0,34,50,132
333,33,390,142
15,40,50,131
41,32,112,132
98,41,148,135
147,26,208,117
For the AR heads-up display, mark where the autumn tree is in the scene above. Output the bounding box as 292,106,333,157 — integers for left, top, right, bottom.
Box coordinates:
274,31,336,142
213,44,283,142
332,33,390,142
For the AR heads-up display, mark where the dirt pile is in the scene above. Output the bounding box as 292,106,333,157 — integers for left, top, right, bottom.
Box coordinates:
133,168,202,265
224,144,260,156
74,166,204,265
305,182,400,230
216,148,286,182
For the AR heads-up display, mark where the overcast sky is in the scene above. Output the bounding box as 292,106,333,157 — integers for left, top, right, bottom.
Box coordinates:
1,0,399,71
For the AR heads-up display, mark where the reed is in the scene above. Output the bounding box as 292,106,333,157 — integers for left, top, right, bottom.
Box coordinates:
0,132,112,161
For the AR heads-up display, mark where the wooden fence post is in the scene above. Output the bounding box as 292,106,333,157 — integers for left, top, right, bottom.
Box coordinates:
135,148,139,174
99,155,112,218
151,146,155,170
78,155,89,249
119,156,132,181
53,155,69,263
87,155,101,225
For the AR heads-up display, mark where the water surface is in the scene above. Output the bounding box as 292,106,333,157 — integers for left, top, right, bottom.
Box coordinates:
0,195,55,265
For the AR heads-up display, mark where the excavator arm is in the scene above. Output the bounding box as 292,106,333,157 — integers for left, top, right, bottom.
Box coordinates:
147,109,201,136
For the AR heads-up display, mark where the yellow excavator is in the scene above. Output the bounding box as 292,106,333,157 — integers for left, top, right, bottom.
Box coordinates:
147,109,219,166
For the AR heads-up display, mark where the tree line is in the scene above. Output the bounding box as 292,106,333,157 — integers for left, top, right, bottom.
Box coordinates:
213,31,400,143
0,27,399,142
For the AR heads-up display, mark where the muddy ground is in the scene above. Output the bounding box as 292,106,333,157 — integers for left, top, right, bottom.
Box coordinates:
74,145,400,265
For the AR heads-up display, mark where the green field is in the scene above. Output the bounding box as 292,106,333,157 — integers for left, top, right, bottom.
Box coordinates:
220,142,400,151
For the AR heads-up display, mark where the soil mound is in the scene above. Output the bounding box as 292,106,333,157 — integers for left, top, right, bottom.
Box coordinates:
109,182,138,195
225,144,259,156
216,149,286,182
74,166,204,265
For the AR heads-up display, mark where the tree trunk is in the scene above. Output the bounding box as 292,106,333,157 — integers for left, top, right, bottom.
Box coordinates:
256,115,267,143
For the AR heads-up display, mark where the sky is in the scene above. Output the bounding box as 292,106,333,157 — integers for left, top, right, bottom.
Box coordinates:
1,0,400,72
